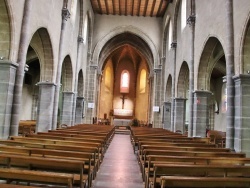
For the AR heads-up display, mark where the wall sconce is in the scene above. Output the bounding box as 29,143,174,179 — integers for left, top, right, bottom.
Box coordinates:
0,56,4,60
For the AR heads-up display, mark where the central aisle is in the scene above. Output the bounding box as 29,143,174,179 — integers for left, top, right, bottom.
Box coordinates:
92,134,144,188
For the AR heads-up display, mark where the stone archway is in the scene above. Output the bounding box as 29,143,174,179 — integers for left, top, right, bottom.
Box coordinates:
0,0,16,138
75,69,84,124
0,0,11,59
26,28,55,133
195,37,226,137
59,55,73,126
233,15,250,156
89,26,159,126
163,75,172,130
175,61,189,133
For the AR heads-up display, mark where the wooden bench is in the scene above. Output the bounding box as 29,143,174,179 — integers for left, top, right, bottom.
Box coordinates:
0,153,87,188
0,145,94,187
149,163,250,188
160,176,250,188
0,168,74,188
207,130,226,148
0,184,40,188
145,155,250,188
18,120,36,136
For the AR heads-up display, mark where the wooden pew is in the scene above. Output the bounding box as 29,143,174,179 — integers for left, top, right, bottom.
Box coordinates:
149,163,250,188
0,168,74,188
207,130,226,148
0,145,94,187
0,184,40,188
145,155,250,188
18,120,36,136
160,176,250,188
0,153,87,188
140,149,245,182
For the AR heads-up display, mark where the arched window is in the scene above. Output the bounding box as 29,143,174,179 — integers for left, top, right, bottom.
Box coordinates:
120,70,130,93
168,21,173,50
83,16,88,44
181,0,187,31
140,69,147,93
71,0,77,24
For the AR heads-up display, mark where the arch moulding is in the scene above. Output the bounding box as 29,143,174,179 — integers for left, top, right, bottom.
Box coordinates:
91,25,160,75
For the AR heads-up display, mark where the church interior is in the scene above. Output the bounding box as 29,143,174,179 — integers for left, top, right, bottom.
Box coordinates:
1,0,250,187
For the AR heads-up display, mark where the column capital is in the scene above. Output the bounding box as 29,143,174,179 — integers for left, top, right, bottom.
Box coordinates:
78,36,84,43
0,60,18,67
90,64,98,70
62,91,75,94
62,8,70,21
171,41,177,49
187,15,196,26
153,67,162,74
36,81,56,86
233,74,250,82
193,90,213,95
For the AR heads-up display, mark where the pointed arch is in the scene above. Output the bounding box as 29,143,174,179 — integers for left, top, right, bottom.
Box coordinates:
92,26,159,75
61,55,73,91
165,75,172,101
177,61,189,98
240,13,250,74
77,69,84,97
0,0,11,60
197,37,225,90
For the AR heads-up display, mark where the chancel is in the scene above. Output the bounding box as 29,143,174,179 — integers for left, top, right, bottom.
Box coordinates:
1,0,250,187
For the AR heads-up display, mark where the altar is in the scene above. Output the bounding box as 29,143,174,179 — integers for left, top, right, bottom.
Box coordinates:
113,118,132,126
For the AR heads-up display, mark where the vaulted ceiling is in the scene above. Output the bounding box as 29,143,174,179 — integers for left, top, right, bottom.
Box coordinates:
90,0,171,17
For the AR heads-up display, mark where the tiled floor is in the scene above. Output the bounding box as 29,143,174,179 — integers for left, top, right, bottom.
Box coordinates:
92,134,144,188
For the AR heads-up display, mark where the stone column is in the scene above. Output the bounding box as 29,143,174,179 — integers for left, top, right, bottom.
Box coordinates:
71,36,84,126
52,7,70,130
10,0,32,136
174,98,186,133
75,97,84,124
85,64,98,124
36,82,56,132
153,68,162,128
163,102,171,130
0,60,18,139
225,0,235,150
193,90,212,137
233,75,250,156
187,5,196,137
171,42,177,131
60,91,74,126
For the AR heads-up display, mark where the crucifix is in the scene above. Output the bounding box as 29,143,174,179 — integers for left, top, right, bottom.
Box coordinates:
120,94,127,109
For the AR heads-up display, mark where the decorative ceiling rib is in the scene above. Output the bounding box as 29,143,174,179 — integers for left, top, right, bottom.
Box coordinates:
90,0,170,17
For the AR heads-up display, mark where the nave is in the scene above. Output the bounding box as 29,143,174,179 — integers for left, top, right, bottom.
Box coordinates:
92,134,144,188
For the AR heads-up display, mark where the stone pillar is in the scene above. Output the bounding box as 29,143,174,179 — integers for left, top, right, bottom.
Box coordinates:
60,91,74,126
10,0,32,136
174,98,186,133
233,75,250,156
52,7,71,130
187,8,196,137
153,68,162,128
72,36,84,126
171,42,177,132
75,97,84,124
193,90,212,137
225,0,235,150
36,82,56,132
85,65,98,124
163,102,171,130
0,60,18,139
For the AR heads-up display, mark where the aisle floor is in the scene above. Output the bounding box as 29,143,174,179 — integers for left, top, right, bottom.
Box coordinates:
92,134,144,188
